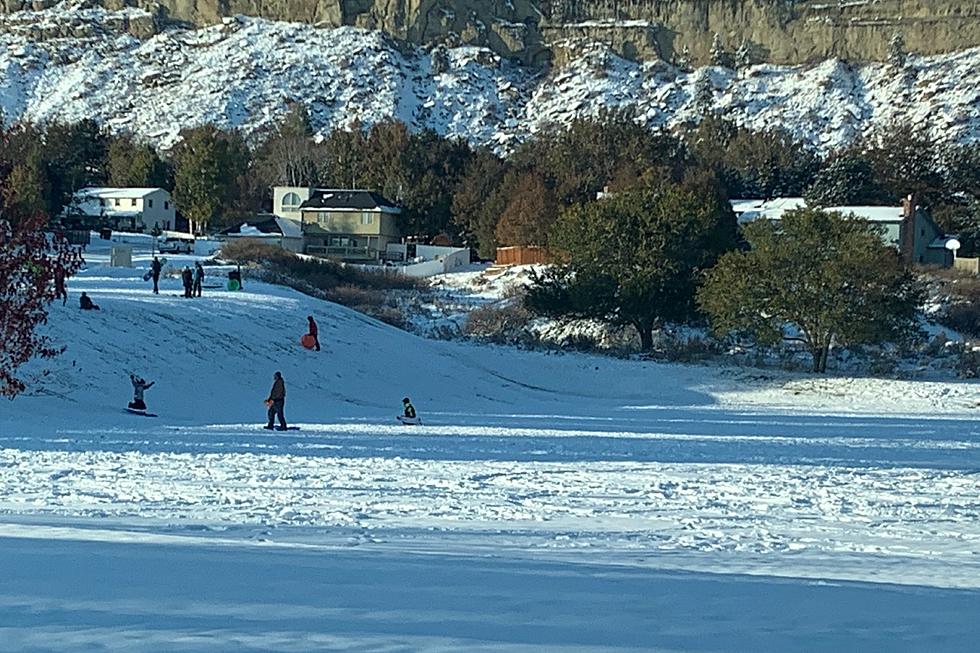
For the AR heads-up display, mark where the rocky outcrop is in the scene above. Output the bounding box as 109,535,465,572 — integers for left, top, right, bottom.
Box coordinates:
4,1,980,65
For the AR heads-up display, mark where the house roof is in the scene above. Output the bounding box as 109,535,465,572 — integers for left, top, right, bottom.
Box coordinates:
220,216,303,238
77,187,167,199
732,197,806,224
825,206,903,223
300,189,401,213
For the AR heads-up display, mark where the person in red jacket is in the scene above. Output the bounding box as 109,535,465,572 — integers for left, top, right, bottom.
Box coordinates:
307,315,320,351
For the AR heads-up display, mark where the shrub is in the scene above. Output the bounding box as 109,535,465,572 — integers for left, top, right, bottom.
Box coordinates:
465,300,535,345
943,302,980,339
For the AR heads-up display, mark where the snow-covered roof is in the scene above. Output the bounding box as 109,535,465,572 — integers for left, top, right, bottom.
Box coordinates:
825,206,903,223
77,187,167,199
733,197,806,224
220,216,303,238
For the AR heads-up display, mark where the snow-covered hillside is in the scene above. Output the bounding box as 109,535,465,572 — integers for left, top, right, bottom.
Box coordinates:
3,240,980,650
2,3,980,151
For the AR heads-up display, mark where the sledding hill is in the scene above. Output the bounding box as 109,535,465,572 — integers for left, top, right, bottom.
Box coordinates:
3,244,718,434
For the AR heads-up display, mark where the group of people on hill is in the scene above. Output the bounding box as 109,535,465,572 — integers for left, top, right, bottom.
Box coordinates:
181,262,205,298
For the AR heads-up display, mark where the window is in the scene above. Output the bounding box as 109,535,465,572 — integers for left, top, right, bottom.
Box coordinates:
164,201,169,210
99,199,105,206
282,192,302,213
361,212,374,225
148,199,154,208
131,198,137,207
114,199,120,206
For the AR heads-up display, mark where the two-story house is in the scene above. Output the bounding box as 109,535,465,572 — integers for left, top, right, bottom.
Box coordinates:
68,187,176,232
295,189,402,261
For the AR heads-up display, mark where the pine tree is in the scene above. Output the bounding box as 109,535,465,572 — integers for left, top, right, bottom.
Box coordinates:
494,172,557,247
888,31,907,68
735,38,752,73
710,33,729,68
692,70,715,118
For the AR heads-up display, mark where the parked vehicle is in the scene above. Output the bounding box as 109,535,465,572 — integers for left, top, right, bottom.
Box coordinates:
157,231,195,254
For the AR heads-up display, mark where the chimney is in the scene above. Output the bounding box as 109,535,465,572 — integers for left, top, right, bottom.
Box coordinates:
898,193,917,267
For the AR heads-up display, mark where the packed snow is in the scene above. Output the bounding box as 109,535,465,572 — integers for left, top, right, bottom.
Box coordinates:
1,238,979,650
2,4,980,151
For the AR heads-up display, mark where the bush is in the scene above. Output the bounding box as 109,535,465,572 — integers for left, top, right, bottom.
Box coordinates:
219,239,417,328
943,302,980,339
220,239,417,292
465,300,535,345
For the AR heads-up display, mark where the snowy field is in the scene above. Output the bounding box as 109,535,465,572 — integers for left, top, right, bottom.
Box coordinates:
2,241,979,651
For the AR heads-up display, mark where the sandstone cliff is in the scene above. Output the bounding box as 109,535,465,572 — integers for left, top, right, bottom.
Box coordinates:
4,0,980,65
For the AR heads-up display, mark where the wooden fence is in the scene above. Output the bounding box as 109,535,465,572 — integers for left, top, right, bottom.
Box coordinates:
496,246,549,266
953,257,979,275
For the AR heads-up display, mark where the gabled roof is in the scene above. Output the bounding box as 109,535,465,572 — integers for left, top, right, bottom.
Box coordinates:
77,187,167,199
300,189,401,212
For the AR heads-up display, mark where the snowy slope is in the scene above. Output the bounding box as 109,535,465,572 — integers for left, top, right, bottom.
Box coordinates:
2,3,980,151
3,241,980,650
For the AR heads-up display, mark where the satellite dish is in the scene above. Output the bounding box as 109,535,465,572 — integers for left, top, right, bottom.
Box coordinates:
945,238,961,251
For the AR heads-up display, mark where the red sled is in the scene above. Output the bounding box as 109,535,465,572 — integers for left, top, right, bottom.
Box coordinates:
300,334,316,349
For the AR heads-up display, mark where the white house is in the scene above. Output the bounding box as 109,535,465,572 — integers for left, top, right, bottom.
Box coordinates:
68,187,176,232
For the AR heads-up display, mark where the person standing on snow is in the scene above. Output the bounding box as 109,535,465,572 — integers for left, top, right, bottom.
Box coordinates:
307,315,320,351
53,264,67,306
129,374,154,411
265,371,287,431
193,262,205,298
181,267,193,298
151,256,162,294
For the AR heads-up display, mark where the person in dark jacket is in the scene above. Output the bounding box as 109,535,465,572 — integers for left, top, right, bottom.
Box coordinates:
193,262,204,297
181,267,193,298
128,374,154,410
265,371,287,430
307,315,320,351
402,397,416,419
151,256,162,294
79,292,100,310
54,265,67,305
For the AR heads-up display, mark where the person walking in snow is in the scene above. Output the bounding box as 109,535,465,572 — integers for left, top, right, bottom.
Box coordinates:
181,267,193,298
151,256,162,295
307,315,320,351
193,262,205,297
264,371,287,431
129,374,154,411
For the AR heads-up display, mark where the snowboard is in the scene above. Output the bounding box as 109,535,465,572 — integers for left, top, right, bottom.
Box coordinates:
263,425,300,431
124,408,158,417
143,257,168,281
397,415,422,426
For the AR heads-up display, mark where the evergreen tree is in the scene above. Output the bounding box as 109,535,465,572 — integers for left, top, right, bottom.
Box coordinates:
40,120,109,217
859,122,942,202
692,71,715,119
171,125,250,233
804,155,889,206
888,31,907,68
735,38,752,73
451,149,510,258
699,208,922,373
710,33,730,68
494,172,557,247
1,157,49,225
107,135,170,189
526,176,737,350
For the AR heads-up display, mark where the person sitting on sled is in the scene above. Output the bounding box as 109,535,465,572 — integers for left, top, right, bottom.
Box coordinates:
402,397,417,420
129,374,155,411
